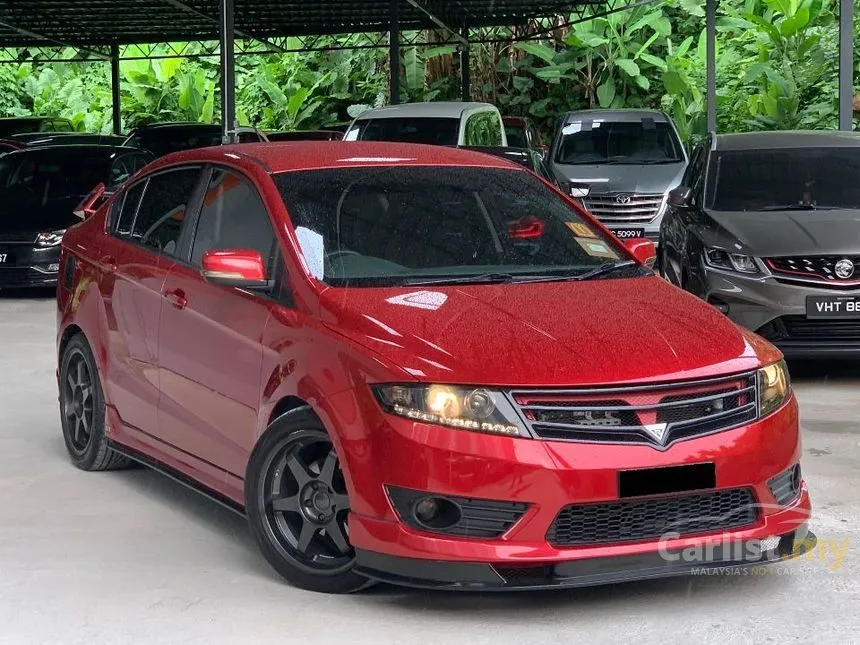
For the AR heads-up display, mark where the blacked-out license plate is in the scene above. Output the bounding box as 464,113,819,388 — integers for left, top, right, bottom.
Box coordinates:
806,295,860,319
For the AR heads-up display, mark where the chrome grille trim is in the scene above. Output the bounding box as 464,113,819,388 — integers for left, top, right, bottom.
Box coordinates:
582,193,665,223
508,372,759,449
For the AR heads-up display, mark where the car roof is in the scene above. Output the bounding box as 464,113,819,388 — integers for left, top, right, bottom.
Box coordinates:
714,130,860,150
1,144,140,157
562,109,669,123
153,141,523,174
0,116,57,122
353,101,498,120
132,122,222,132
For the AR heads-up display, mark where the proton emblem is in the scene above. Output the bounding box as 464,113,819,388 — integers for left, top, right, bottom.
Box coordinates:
642,422,669,444
834,259,855,280
615,193,632,205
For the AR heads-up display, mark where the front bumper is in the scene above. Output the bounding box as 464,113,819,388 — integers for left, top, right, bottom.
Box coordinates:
355,525,816,590
331,387,810,589
699,265,860,357
0,244,60,288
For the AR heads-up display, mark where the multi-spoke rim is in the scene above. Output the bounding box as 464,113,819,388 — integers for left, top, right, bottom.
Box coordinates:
63,349,94,455
260,433,354,574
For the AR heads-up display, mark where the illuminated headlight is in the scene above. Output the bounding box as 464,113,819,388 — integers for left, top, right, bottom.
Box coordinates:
705,248,759,274
373,384,528,437
757,360,790,418
35,229,66,247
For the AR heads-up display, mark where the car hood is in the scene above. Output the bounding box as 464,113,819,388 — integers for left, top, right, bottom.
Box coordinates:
319,276,774,387
553,162,686,194
706,209,860,256
0,199,80,242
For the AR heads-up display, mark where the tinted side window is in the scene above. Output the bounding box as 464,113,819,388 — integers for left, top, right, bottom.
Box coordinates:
110,152,151,189
131,169,200,255
115,181,146,236
190,169,276,271
237,131,260,143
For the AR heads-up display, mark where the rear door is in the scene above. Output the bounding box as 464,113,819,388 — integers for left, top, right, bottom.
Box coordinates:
157,166,278,476
99,166,203,435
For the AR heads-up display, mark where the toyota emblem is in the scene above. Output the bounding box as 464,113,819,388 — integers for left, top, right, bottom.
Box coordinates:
615,193,632,205
834,258,856,280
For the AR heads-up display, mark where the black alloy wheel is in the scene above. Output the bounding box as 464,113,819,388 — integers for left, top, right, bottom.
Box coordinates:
59,334,130,471
245,408,371,593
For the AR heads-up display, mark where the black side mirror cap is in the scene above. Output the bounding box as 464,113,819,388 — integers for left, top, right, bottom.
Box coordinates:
668,186,693,209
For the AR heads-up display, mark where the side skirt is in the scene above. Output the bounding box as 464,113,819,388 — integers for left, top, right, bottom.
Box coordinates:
108,440,246,517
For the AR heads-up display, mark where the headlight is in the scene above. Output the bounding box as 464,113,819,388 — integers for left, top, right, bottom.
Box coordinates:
705,248,759,274
373,384,528,437
35,229,66,247
757,360,790,418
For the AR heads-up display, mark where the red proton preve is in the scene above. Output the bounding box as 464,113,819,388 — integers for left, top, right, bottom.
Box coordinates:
57,142,814,593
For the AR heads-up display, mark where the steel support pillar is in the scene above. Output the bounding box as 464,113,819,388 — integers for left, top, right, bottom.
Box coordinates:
110,44,121,135
219,0,237,142
460,29,471,101
706,0,717,132
838,0,854,130
389,0,400,105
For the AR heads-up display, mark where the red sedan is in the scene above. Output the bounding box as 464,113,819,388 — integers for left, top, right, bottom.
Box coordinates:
57,142,813,593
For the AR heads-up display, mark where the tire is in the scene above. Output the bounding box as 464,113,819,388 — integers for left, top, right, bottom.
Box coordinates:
245,407,372,593
59,333,130,471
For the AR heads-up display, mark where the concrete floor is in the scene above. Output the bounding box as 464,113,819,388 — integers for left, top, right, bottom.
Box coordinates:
1,291,858,645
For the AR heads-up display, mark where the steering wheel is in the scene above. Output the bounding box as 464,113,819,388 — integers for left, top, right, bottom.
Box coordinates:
325,250,361,260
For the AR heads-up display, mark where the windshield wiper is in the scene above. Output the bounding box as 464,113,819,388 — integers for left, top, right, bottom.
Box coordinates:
402,272,520,286
570,260,639,281
754,204,835,211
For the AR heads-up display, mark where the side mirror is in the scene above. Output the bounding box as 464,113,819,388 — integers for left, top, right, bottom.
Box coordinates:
201,249,270,289
73,182,106,219
623,238,657,268
668,186,693,209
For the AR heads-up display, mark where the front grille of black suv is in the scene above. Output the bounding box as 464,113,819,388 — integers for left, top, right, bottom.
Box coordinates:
758,316,860,343
766,255,860,288
547,488,759,547
509,372,758,449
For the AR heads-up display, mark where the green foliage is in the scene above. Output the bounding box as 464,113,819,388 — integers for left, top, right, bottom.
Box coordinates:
0,0,854,140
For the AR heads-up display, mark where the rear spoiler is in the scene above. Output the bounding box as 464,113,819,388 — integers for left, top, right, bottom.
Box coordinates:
73,182,108,219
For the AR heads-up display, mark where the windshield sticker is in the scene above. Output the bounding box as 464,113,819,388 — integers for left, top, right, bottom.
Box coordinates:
566,222,597,238
295,227,325,280
386,291,448,311
574,238,619,259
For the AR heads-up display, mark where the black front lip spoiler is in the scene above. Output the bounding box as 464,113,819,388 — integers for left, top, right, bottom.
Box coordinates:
355,527,816,591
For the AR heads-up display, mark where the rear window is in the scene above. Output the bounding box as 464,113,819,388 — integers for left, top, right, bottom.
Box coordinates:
706,147,860,211
274,166,633,288
345,118,460,146
136,128,222,157
556,118,684,165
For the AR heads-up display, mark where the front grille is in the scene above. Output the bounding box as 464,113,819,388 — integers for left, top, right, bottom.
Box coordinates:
766,255,860,289
582,193,664,223
386,486,529,539
758,316,860,343
510,372,758,449
547,488,759,547
768,464,801,506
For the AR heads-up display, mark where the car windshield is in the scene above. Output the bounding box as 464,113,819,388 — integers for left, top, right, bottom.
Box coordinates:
275,166,643,288
0,120,46,138
131,127,222,157
345,118,460,146
0,149,112,208
556,118,684,165
707,147,860,211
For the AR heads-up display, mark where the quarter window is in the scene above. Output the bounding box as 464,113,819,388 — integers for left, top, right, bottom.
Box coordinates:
131,168,200,255
190,169,277,271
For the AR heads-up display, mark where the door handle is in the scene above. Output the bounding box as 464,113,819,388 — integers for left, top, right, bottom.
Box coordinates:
163,288,187,310
100,255,117,272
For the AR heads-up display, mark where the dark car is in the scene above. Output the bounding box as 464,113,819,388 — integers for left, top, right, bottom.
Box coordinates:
11,133,128,147
0,145,151,288
660,130,860,357
0,139,25,154
265,130,342,142
503,116,545,154
461,146,558,185
56,141,810,594
0,116,74,138
123,123,267,158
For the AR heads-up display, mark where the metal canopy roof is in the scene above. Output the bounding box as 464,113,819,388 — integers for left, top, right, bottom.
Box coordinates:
0,1,604,47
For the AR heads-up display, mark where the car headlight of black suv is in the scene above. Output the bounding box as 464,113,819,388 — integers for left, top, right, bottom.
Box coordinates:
704,247,762,275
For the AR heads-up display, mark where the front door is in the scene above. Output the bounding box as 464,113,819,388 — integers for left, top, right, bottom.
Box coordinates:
157,167,278,476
